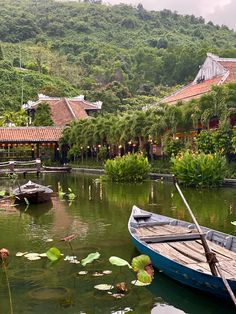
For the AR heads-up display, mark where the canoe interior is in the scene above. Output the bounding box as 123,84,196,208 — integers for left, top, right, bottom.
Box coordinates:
129,206,236,280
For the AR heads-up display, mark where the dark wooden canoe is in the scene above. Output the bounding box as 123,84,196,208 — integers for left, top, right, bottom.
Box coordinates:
13,181,53,204
43,166,71,173
128,205,236,300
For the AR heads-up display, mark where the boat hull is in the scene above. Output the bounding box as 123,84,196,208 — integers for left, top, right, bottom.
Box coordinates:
131,236,236,299
15,191,52,204
13,181,53,204
128,206,236,301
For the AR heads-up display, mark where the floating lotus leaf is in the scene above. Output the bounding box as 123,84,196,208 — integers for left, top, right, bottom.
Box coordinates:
39,253,47,257
94,284,114,291
132,255,153,284
27,256,41,261
16,252,28,257
77,271,88,275
231,221,236,226
81,252,100,266
92,272,103,277
103,270,112,275
46,239,53,242
137,270,152,284
24,253,40,258
46,247,62,261
131,280,150,286
131,255,151,272
109,256,132,268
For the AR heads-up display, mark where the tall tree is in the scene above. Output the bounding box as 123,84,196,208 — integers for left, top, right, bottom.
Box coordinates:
33,102,54,126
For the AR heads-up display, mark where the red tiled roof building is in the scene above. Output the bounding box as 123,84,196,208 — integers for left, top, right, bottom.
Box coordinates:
24,95,102,126
160,53,236,105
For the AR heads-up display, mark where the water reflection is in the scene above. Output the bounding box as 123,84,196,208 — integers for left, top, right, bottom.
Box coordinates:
0,173,236,313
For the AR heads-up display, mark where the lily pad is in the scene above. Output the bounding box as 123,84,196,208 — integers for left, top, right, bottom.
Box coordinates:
39,253,47,257
24,253,40,258
131,280,151,286
29,286,70,300
46,239,54,242
81,252,100,266
16,252,28,257
109,256,132,268
27,256,41,261
92,272,104,277
94,284,114,291
46,247,62,261
103,270,112,275
77,271,88,275
132,255,153,284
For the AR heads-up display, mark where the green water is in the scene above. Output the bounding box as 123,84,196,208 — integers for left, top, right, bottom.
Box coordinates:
0,173,236,314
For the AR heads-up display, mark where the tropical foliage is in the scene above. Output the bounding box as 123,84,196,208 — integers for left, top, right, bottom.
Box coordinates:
33,102,54,126
105,153,150,182
1,0,236,112
61,83,236,161
172,151,226,187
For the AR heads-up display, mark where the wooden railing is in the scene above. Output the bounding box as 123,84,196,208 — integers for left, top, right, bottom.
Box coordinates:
0,159,42,176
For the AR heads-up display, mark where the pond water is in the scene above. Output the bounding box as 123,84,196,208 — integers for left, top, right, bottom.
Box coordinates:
0,173,236,314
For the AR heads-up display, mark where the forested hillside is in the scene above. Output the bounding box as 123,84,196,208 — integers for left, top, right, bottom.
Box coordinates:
0,0,236,112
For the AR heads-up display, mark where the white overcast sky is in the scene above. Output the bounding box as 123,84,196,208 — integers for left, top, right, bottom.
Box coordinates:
104,0,236,30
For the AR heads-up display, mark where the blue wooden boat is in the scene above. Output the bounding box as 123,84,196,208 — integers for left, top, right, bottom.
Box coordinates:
128,205,236,300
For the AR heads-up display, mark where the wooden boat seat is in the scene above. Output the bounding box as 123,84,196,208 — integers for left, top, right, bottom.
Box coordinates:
133,213,152,219
140,232,204,243
149,240,236,279
137,224,203,242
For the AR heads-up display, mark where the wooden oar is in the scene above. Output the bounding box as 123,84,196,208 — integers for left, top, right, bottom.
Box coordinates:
173,176,236,306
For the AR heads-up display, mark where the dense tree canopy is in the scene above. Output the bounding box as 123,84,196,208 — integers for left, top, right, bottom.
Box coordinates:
0,0,236,112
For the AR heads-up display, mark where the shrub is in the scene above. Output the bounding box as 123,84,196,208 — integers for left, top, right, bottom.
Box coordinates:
171,151,226,187
163,137,184,157
197,130,215,154
104,153,150,182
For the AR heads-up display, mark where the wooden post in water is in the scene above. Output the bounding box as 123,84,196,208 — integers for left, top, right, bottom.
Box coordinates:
9,161,14,175
36,159,41,177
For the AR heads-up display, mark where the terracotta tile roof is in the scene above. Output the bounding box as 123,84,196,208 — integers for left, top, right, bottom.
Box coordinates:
162,76,223,104
0,127,63,143
218,61,236,82
33,97,100,126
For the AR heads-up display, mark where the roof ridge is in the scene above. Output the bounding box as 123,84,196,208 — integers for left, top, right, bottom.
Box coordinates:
64,98,77,120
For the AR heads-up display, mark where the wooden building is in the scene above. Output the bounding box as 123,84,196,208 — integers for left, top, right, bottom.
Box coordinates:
0,127,63,161
160,53,236,105
23,94,103,126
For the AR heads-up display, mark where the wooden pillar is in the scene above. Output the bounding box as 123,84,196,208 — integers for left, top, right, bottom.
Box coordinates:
36,143,40,158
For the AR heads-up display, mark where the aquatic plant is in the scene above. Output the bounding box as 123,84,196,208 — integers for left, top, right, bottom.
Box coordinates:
105,153,150,182
81,252,101,267
109,254,154,285
46,247,62,262
172,151,226,187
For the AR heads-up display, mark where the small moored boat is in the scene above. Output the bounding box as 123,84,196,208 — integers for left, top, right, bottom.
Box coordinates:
128,205,236,300
42,166,71,173
13,181,53,204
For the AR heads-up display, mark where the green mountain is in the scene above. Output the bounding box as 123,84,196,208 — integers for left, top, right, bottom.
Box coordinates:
0,0,236,112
